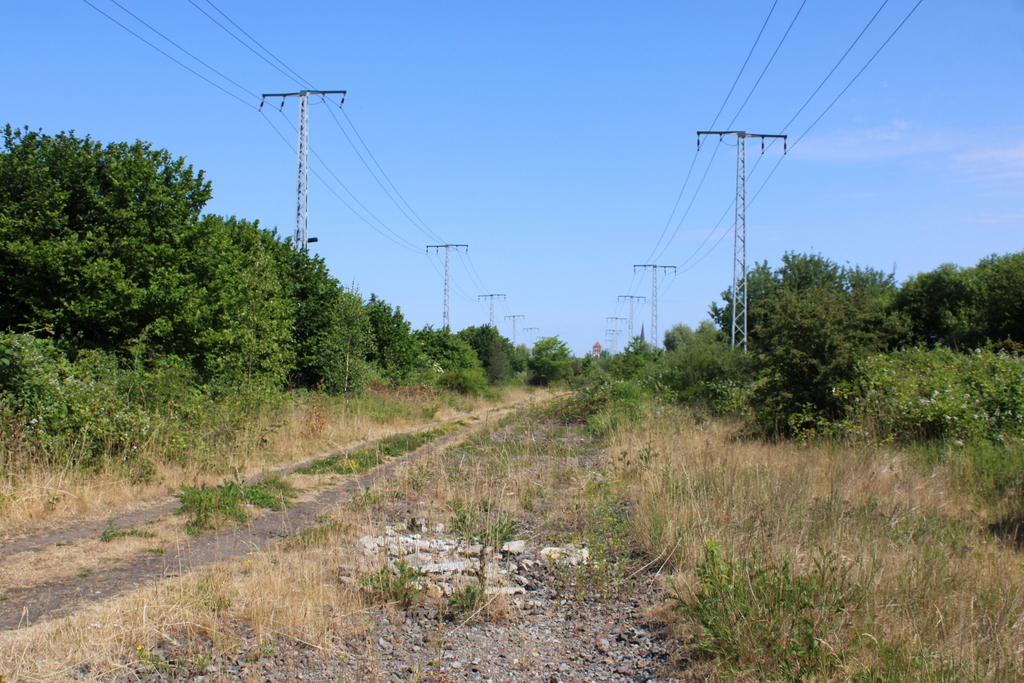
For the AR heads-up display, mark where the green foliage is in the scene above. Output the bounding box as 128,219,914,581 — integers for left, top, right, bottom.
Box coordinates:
0,126,211,356
409,325,481,378
852,347,1024,444
447,583,486,616
363,296,417,384
294,425,457,475
270,239,369,393
175,475,297,535
730,254,900,436
360,559,422,607
457,324,525,383
0,333,154,475
99,520,156,542
891,263,978,349
892,251,1024,350
448,501,520,549
673,542,861,681
527,336,572,385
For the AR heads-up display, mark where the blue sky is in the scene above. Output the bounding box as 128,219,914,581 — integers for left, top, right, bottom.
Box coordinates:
5,1,1023,355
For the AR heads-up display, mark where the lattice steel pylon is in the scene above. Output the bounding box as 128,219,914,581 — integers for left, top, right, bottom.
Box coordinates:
697,131,787,350
427,244,468,329
633,265,675,349
261,90,348,251
504,315,524,346
617,295,645,340
478,294,506,327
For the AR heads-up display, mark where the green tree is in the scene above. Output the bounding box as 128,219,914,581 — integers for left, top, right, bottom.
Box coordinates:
457,324,524,383
973,251,1024,344
0,126,212,355
891,263,978,349
364,296,417,384
268,238,368,393
527,336,572,386
0,127,298,386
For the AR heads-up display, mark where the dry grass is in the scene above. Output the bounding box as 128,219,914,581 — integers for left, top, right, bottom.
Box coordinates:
610,407,1024,680
0,387,537,538
0,388,549,681
0,542,368,681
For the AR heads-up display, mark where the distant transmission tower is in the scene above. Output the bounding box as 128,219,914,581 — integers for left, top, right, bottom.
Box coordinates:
523,327,539,347
261,90,347,250
697,131,786,350
607,317,626,353
504,315,524,346
633,265,676,349
427,244,468,329
478,294,506,327
617,295,645,340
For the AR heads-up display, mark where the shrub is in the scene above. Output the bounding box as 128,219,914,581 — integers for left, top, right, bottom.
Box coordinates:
673,542,862,681
851,347,1024,443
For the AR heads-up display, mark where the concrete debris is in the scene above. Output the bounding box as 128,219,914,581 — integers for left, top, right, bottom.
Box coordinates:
350,524,588,599
539,544,590,566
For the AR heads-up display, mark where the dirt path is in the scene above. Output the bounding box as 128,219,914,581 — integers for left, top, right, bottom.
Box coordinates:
0,400,533,631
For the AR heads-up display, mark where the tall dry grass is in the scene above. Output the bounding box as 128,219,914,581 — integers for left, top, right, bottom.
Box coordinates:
610,408,1024,680
0,387,536,536
0,389,547,681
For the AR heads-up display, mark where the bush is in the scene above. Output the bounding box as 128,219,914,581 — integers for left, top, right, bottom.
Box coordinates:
851,347,1024,443
0,333,153,474
673,542,861,681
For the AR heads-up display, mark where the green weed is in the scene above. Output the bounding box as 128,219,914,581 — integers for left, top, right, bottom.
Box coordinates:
294,425,457,476
672,542,861,681
360,560,422,608
447,583,486,617
98,519,156,542
176,474,297,535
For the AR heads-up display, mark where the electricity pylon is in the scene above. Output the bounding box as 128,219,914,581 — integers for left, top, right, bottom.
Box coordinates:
607,317,626,353
617,295,645,340
427,244,468,329
478,294,506,327
605,330,620,355
523,327,539,348
633,265,676,349
261,90,347,251
504,315,524,346
697,130,787,350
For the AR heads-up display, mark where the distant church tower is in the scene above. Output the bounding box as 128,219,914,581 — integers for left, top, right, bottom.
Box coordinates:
592,341,603,358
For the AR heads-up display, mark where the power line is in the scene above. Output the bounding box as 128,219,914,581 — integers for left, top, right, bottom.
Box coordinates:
80,0,258,109
646,0,781,264
186,0,307,88
725,0,809,129
199,0,315,90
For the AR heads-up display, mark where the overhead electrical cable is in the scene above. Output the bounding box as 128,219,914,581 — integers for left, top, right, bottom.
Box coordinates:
186,0,308,89
644,0,781,266
261,110,422,253
745,0,926,212
200,0,315,90
104,0,260,100
271,110,423,252
340,108,446,243
80,0,258,109
324,105,445,243
725,0,809,129
670,0,923,277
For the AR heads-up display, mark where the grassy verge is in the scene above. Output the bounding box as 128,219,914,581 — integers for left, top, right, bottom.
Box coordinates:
609,407,1024,681
293,422,462,476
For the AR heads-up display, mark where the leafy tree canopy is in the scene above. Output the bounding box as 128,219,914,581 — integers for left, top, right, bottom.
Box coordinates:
457,324,524,383
527,336,572,386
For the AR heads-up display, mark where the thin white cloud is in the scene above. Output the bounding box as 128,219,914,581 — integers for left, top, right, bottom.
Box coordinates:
794,120,957,162
951,142,1024,190
956,212,1024,226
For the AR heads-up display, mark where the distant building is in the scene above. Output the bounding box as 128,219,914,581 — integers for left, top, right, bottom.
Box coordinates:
592,341,603,358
